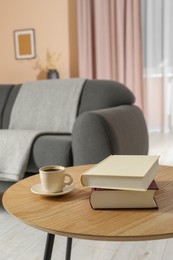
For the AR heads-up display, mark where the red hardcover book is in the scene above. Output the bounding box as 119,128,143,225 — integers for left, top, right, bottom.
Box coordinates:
89,180,158,210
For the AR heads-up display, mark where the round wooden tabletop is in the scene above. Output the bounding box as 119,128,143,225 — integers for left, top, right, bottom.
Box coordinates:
2,165,173,241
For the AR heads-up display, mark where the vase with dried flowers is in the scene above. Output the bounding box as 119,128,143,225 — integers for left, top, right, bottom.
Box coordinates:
46,50,61,79
33,50,61,80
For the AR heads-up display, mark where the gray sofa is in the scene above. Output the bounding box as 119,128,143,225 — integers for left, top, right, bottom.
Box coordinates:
0,79,148,177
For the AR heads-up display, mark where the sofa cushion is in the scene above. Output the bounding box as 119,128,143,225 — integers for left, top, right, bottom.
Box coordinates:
27,134,72,173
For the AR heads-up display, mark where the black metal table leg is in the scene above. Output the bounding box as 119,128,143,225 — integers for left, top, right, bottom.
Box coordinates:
43,233,55,260
65,237,73,260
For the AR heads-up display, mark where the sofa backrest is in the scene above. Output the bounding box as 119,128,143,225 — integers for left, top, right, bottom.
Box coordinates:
0,84,15,129
0,84,21,129
0,79,135,129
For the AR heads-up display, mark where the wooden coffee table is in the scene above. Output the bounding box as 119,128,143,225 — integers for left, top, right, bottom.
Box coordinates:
3,165,173,260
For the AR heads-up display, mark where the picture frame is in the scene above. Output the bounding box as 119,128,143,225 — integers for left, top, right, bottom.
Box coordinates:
14,29,36,59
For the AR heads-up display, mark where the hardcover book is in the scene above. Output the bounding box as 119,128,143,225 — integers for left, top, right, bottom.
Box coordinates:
89,180,159,209
81,155,160,191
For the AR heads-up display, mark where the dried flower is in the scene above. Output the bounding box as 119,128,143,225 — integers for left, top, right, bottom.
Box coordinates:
45,50,61,70
33,49,61,72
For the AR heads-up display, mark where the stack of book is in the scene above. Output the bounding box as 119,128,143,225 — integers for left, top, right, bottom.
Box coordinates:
80,155,160,209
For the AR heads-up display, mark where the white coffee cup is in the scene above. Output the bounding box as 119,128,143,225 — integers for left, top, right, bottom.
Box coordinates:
39,165,73,193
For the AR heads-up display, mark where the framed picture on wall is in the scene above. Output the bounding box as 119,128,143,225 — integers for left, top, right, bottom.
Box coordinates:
14,29,36,59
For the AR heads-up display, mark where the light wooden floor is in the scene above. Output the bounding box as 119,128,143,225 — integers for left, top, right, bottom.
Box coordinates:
1,132,173,260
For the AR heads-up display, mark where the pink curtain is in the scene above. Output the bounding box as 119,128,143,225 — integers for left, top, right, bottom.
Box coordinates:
77,0,144,109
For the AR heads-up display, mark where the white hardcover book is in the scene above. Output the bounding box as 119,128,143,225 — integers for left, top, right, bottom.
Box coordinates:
80,155,160,191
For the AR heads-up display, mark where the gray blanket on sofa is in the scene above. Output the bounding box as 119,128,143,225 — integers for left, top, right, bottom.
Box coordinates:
0,78,86,181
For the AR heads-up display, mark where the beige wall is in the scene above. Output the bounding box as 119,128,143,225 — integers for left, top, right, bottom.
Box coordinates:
0,0,78,84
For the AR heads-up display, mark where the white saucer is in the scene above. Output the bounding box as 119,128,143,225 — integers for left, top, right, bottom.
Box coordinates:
31,183,75,196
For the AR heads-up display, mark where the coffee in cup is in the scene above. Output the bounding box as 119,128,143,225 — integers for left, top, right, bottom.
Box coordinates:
39,165,73,193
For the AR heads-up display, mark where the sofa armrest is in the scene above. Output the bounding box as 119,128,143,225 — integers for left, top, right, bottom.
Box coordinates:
72,105,149,165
